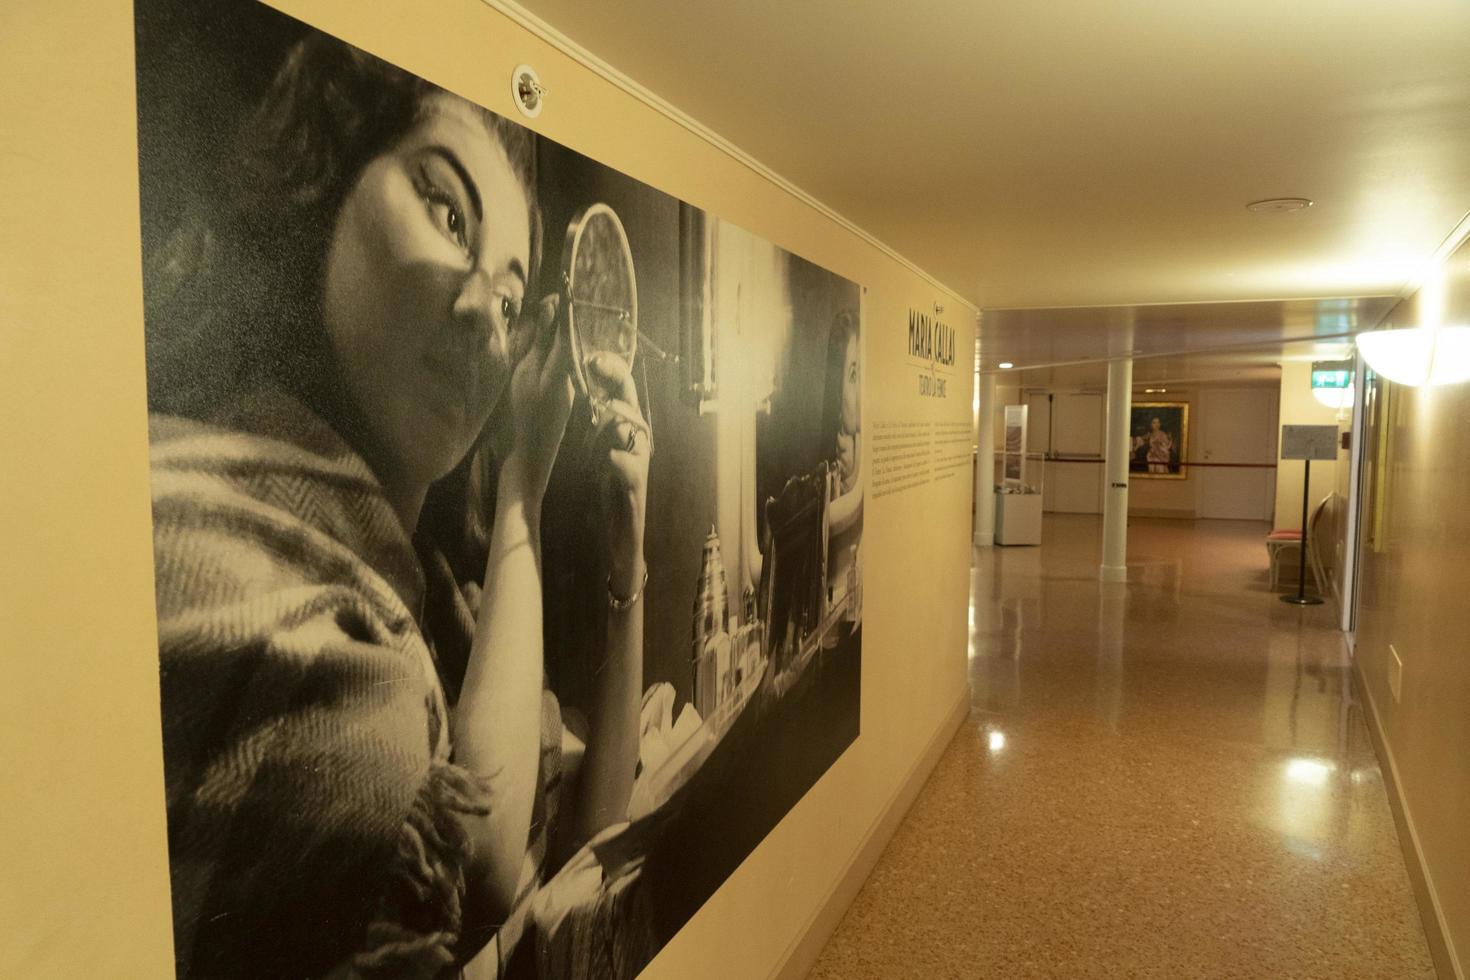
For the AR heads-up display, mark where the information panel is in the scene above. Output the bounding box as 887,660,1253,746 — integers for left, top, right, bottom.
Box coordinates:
1281,424,1339,461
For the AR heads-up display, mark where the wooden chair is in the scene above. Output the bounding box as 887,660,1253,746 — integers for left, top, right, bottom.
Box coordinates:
1307,493,1334,603
1267,494,1331,592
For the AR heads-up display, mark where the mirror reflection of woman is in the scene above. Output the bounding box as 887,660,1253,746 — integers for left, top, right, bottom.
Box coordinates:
145,37,645,978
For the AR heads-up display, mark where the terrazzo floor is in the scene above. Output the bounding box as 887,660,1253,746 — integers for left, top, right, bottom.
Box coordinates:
809,514,1436,979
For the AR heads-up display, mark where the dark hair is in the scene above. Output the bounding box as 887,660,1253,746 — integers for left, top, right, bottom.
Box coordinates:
143,33,542,422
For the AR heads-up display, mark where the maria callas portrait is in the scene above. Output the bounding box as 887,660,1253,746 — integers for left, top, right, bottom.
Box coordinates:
135,0,862,977
1129,402,1188,479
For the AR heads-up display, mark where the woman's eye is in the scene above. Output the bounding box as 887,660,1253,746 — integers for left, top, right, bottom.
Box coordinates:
427,195,466,250
500,297,522,323
415,171,469,252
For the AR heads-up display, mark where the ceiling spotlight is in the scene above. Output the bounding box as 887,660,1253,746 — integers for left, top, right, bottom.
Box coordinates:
1247,197,1313,213
998,361,1014,369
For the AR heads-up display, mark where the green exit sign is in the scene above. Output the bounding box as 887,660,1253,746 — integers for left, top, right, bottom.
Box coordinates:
1311,360,1353,390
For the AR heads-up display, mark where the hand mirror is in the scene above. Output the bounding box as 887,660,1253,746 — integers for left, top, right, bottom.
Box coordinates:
562,203,641,430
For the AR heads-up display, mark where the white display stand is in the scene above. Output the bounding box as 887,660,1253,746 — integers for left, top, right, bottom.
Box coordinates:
987,449,1045,546
994,490,1043,546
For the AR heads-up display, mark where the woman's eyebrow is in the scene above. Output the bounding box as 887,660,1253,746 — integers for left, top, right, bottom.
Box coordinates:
425,146,482,221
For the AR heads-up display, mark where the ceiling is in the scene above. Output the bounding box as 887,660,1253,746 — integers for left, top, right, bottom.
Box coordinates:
978,294,1393,376
1004,343,1351,391
507,0,1470,313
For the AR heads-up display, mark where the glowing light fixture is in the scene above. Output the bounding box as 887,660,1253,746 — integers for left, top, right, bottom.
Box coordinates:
998,361,1014,370
988,730,1006,753
1356,325,1470,387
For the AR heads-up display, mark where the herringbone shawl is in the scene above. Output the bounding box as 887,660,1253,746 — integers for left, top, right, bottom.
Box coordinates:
150,394,492,978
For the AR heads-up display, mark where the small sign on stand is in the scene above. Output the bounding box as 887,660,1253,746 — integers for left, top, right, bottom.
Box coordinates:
1279,424,1338,606
1281,424,1338,462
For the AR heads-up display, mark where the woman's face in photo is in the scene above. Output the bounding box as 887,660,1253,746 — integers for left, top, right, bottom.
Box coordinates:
322,93,531,488
840,330,860,435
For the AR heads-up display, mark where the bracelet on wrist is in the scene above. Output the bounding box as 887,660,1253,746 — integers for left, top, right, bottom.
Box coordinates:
608,568,649,611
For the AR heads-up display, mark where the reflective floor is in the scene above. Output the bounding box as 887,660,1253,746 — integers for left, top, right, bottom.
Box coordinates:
810,515,1436,979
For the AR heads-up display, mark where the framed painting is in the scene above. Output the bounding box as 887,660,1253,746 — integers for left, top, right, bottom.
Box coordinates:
1129,402,1189,479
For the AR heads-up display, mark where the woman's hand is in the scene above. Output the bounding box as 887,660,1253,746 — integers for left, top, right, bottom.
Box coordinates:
504,294,573,504
588,352,650,597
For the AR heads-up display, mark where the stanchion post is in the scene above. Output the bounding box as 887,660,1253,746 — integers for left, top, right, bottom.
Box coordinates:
1282,457,1323,606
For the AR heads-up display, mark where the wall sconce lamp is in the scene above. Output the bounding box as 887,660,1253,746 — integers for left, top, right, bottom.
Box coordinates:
1356,325,1470,387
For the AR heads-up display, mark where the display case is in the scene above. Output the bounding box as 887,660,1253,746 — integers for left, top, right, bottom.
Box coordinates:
991,451,1045,546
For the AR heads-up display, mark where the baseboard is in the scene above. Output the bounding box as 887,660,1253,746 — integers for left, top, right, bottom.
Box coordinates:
769,686,971,980
1353,664,1464,979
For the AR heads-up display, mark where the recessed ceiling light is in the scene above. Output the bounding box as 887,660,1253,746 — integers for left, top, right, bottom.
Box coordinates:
1247,197,1313,213
998,362,1014,369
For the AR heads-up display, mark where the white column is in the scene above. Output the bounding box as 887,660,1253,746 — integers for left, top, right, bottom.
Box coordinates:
974,372,997,546
1100,356,1132,581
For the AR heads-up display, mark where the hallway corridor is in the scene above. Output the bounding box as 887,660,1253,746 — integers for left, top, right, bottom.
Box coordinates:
811,515,1436,979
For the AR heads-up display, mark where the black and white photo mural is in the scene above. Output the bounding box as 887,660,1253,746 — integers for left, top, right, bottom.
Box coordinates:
136,0,862,976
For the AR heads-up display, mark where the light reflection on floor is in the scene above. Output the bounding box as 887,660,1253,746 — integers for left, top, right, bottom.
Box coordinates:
812,514,1435,979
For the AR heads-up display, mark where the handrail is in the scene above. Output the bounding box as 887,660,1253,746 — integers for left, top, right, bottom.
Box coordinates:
1000,456,1279,469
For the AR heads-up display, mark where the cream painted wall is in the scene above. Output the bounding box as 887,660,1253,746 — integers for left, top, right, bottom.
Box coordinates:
1131,384,1279,521
1353,235,1470,979
1128,388,1200,518
1005,383,1278,520
0,1,976,975
1272,362,1342,531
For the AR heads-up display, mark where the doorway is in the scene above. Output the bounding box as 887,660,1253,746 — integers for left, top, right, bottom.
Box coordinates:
1198,386,1277,521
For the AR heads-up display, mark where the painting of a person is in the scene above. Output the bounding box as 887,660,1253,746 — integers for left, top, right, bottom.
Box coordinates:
142,35,648,978
1128,403,1187,479
1146,416,1174,473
